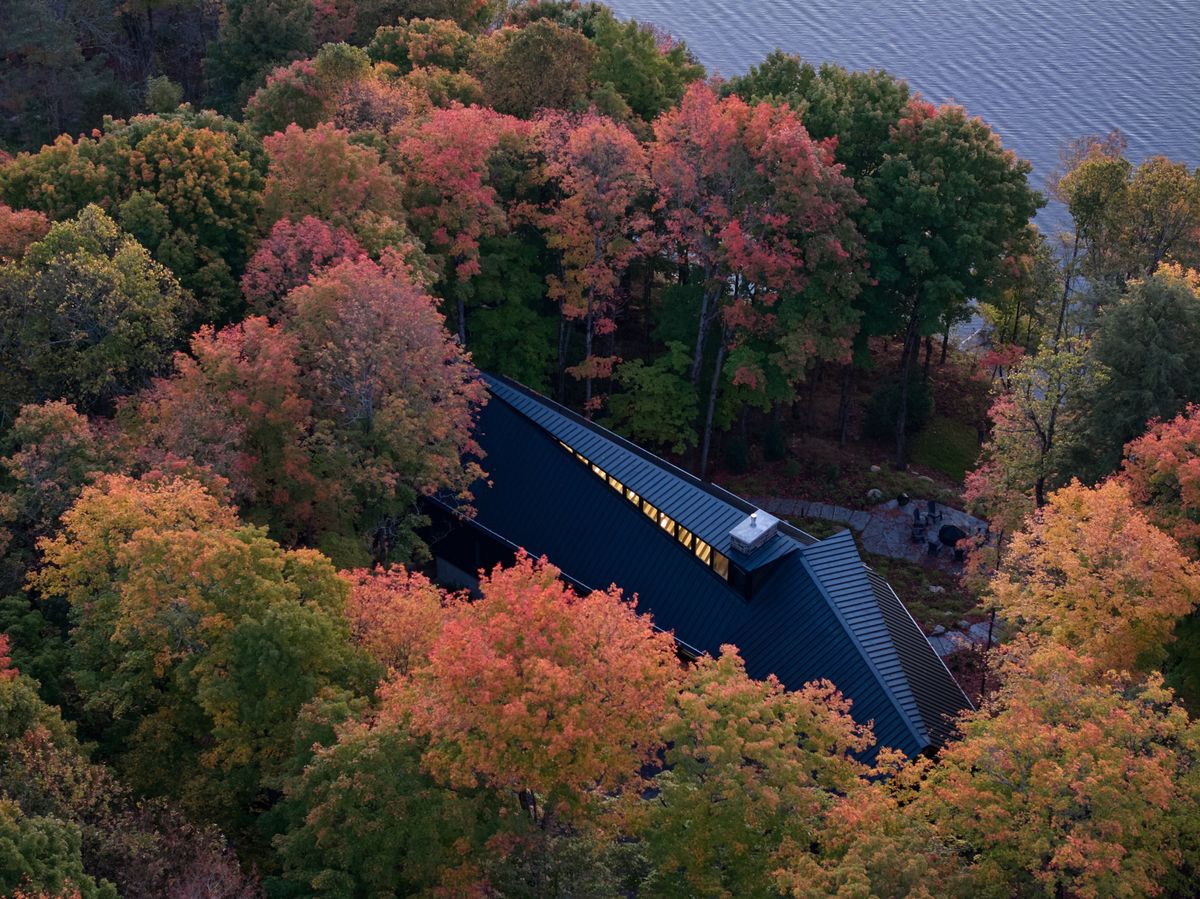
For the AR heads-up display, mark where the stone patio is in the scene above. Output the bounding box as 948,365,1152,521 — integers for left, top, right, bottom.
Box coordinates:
748,495,988,567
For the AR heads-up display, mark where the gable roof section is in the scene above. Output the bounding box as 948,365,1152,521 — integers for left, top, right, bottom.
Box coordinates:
485,375,795,571
458,374,971,755
868,569,967,746
801,530,928,749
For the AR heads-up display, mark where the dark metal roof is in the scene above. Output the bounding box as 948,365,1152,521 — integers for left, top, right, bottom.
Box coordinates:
485,375,797,571
457,374,971,755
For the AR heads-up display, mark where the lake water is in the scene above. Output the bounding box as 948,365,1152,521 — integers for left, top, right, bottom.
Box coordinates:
608,0,1200,232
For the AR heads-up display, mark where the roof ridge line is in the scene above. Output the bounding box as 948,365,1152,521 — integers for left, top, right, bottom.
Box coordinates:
800,531,929,751
483,372,818,546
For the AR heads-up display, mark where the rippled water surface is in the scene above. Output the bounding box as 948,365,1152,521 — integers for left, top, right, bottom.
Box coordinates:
608,0,1199,228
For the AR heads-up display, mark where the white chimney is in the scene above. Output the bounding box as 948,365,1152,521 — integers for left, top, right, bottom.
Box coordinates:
730,509,779,555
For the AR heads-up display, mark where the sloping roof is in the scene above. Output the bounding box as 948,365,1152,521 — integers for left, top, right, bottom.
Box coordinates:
486,376,795,571
454,373,971,755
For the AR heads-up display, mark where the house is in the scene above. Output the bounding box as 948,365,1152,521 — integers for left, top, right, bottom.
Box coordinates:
424,373,972,756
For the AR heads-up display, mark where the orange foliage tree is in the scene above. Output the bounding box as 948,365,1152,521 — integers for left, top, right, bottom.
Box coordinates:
1121,403,1200,559
261,122,423,265
284,256,487,563
538,112,650,410
121,317,325,545
341,565,448,674
386,553,680,822
990,479,1200,673
263,122,399,228
240,215,366,319
30,475,374,834
391,105,532,343
908,646,1200,899
0,203,50,261
650,81,863,476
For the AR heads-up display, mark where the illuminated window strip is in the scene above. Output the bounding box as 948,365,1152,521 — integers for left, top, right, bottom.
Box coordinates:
558,438,729,581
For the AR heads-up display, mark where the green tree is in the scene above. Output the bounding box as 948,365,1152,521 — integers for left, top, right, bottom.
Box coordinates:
367,16,476,73
242,42,375,137
273,719,500,897
467,235,557,391
0,0,129,149
355,0,497,37
143,75,184,113
0,206,194,423
1055,143,1200,332
470,20,596,119
860,100,1042,468
639,647,873,898
606,343,699,454
204,0,315,113
31,474,378,839
0,636,257,898
588,11,704,122
1085,264,1200,477
0,800,118,899
966,336,1096,520
0,109,265,314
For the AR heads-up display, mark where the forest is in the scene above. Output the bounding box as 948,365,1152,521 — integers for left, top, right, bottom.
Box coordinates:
2,0,1200,896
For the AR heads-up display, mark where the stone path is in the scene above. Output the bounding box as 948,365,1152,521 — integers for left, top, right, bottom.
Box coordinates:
748,498,871,533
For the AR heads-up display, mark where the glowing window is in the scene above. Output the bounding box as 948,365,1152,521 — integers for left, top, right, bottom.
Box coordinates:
712,551,729,580
554,434,728,579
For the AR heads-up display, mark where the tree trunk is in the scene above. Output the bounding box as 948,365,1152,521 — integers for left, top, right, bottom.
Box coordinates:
689,287,714,385
923,334,933,380
1034,474,1047,508
837,363,855,447
1009,292,1023,346
556,309,570,402
456,295,467,346
894,308,921,470
1055,234,1081,345
941,321,951,364
806,361,821,428
583,297,594,415
698,334,728,480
